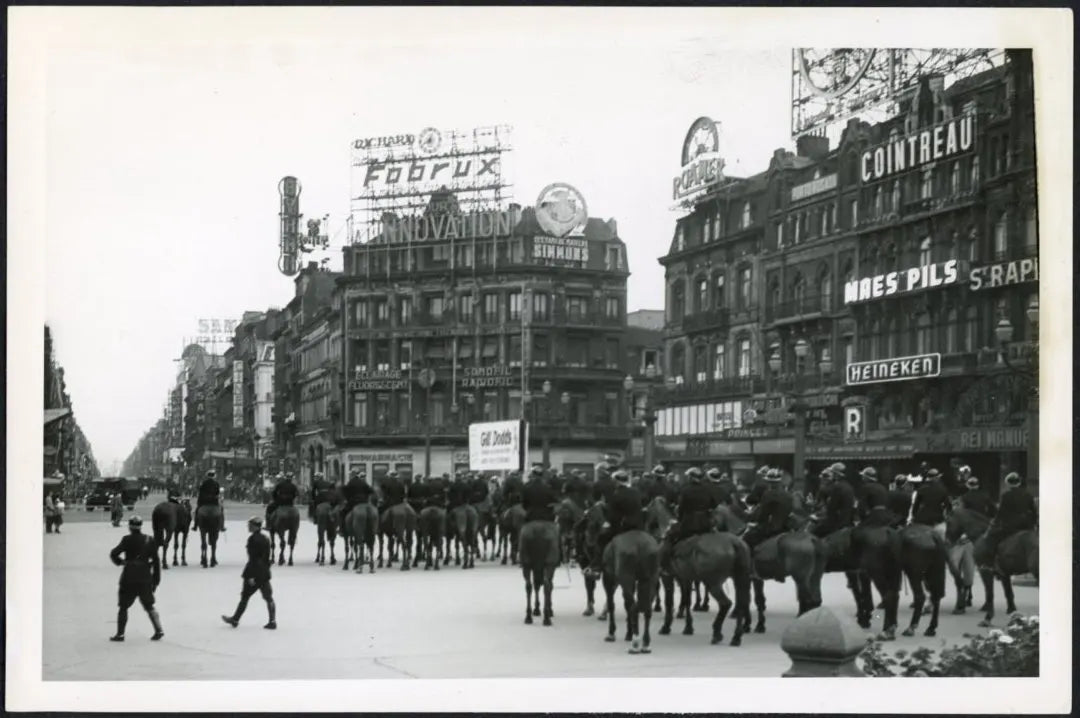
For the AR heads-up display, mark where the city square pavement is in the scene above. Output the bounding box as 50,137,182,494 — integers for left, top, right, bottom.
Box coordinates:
44,497,1038,680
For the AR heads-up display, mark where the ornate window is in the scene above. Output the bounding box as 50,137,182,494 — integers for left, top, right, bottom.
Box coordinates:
919,236,932,266
1024,207,1038,253
696,276,709,313
993,212,1009,260
713,273,726,309
819,266,833,312
713,343,726,380
670,343,686,384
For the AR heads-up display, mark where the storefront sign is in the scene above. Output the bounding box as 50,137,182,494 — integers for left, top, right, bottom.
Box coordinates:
535,183,588,237
362,155,500,191
380,208,517,244
806,440,924,458
350,369,408,392
720,426,779,440
533,236,589,264
352,134,416,151
860,114,975,183
231,361,244,428
459,365,516,389
846,353,941,386
968,257,1039,291
348,452,413,463
790,173,838,202
673,116,725,201
954,426,1030,452
468,419,526,471
844,260,959,304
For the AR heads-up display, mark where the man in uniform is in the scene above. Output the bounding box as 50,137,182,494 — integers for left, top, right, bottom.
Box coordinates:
563,469,589,504
309,472,332,521
198,469,226,531
663,466,716,549
469,472,490,506
810,466,855,538
959,474,997,518
447,473,469,511
342,470,375,518
662,469,681,510
886,474,915,527
381,471,406,510
588,469,643,577
856,467,890,525
522,465,557,523
221,517,276,630
910,468,951,537
705,467,734,507
409,475,430,511
502,471,524,507
743,469,794,550
592,462,617,506
266,472,299,527
979,472,1037,566
108,516,164,642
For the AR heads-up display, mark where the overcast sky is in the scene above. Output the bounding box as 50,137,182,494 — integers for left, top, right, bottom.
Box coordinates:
14,7,1060,472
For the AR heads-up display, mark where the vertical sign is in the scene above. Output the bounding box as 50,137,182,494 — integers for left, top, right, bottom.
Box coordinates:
232,361,244,428
843,405,866,443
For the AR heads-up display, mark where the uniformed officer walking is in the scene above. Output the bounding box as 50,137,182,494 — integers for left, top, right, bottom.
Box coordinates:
222,517,276,630
109,516,164,642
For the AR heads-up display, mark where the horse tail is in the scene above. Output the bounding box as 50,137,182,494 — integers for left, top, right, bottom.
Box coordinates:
732,536,754,617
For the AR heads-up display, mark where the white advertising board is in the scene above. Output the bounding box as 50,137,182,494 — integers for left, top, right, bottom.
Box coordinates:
468,419,526,472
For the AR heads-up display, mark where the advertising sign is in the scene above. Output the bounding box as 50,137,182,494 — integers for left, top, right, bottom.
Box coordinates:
860,113,975,183
844,260,960,304
380,208,518,244
968,257,1039,291
843,405,866,442
468,419,526,472
846,353,941,386
791,173,838,202
459,365,516,389
673,117,725,201
533,236,589,265
535,183,588,237
232,361,244,428
349,369,408,392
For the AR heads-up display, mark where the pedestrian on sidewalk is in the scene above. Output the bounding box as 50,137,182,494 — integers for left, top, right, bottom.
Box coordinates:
108,516,164,642
221,517,276,630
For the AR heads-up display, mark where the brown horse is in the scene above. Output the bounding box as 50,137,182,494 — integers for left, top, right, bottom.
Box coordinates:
418,505,447,570
746,531,826,634
447,504,479,569
815,524,879,629
473,497,497,561
898,524,948,637
555,497,585,565
576,502,605,618
644,496,678,615
600,529,660,654
662,531,752,646
313,501,338,566
195,503,222,568
151,500,190,569
519,520,560,626
849,524,903,640
269,504,300,566
379,503,417,571
973,524,1038,627
499,503,526,565
343,502,378,573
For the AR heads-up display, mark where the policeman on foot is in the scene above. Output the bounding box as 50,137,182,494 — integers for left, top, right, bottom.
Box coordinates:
109,516,164,642
222,517,276,630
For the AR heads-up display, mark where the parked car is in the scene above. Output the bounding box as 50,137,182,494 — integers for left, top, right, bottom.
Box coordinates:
84,487,111,510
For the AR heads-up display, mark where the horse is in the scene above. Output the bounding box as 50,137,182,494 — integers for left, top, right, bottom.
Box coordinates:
644,496,678,614
340,502,378,573
848,524,904,640
745,530,827,634
944,508,997,618
194,503,222,568
898,523,948,637
313,501,338,566
498,504,526,565
600,529,661,655
473,496,497,561
174,499,192,566
971,523,1039,627
812,523,880,628
555,496,585,565
519,520,561,626
661,531,752,646
577,502,606,618
380,502,417,571
418,505,447,570
268,504,300,566
151,500,190,568
447,503,479,569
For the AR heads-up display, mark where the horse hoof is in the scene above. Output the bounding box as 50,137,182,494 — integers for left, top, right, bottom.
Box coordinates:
711,635,722,645
876,631,896,641
952,607,966,615
525,615,533,625
181,560,187,566
583,607,594,617
977,604,990,613
978,619,992,628
433,564,440,571
542,617,552,627
754,624,765,634
924,628,936,637
171,560,178,567
639,645,652,654
162,564,170,571
288,559,293,566
330,559,336,566
730,636,742,647
597,611,608,621
424,564,431,571
676,610,685,619
658,625,671,636
501,558,508,566
682,626,694,636
858,620,871,630
604,635,615,643
902,628,915,637
533,608,541,616
693,605,708,613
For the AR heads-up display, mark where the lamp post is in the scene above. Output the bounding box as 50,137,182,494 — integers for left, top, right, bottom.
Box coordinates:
994,294,1039,495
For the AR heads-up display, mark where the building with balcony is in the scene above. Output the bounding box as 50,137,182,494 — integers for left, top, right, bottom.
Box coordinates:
655,50,1038,495
336,190,633,483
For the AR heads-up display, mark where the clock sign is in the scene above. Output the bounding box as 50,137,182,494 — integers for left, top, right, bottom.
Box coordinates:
673,116,725,201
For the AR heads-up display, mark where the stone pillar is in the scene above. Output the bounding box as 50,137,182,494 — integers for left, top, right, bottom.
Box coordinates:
780,606,867,677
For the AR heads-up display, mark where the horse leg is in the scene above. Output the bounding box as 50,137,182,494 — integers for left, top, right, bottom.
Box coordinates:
316,528,324,564
752,578,767,633
329,532,337,565
583,572,596,616
210,534,218,567
659,573,674,635
523,567,534,624
342,532,351,571
679,579,694,636
200,530,208,568
692,580,703,611
711,581,733,646
639,580,653,653
288,530,295,566
925,565,944,637
623,584,637,646
542,568,554,626
978,570,997,626
603,575,618,642
1001,574,1017,615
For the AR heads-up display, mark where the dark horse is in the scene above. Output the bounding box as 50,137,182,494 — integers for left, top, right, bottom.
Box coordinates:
313,501,338,566
555,496,585,566
945,508,1038,627
269,504,300,566
473,496,497,561
499,503,526,566
600,529,661,655
417,505,447,570
849,524,903,640
195,503,222,568
151,499,191,568
379,502,417,571
662,531,752,646
519,520,560,626
447,504,478,569
898,524,948,637
746,531,826,634
817,525,879,629
342,502,378,573
577,502,606,619
644,496,678,615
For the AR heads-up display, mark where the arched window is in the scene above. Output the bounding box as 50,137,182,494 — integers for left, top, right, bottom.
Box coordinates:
919,236,932,266
741,201,751,229
819,267,832,312
791,273,806,311
970,156,980,187
920,167,933,199
967,226,979,262
916,312,932,354
964,305,979,351
670,342,686,384
736,336,752,378
703,215,713,243
713,212,722,239
887,317,899,358
874,186,883,216
696,276,708,313
674,225,685,252
945,307,959,354
870,319,883,360
670,280,685,320
713,273,725,309
994,213,1009,259
767,277,781,313
1024,207,1038,253
891,181,901,211
693,344,708,384
950,162,961,194
739,265,753,310
712,342,726,380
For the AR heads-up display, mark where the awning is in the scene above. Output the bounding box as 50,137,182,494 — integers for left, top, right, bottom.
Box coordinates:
44,407,71,426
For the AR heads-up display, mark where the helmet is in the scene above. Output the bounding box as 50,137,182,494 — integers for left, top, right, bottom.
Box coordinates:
764,468,782,482
128,516,143,528
529,465,545,478
685,467,704,481
965,476,980,489
248,516,263,528
612,469,630,484
893,473,908,486
1004,472,1022,487
651,464,666,477
206,469,217,478
706,468,722,482
859,467,878,481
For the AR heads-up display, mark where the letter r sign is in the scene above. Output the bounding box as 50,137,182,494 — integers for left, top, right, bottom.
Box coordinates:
844,406,866,443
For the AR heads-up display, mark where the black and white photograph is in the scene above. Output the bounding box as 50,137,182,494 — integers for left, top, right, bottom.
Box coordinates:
7,7,1072,714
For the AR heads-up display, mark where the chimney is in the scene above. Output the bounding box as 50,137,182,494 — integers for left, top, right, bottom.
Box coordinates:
607,218,618,237
796,134,830,161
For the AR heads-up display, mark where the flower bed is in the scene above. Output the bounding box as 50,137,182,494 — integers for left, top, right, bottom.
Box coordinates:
859,614,1039,677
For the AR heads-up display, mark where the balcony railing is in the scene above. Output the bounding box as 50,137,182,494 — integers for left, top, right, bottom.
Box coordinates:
552,308,622,327
663,374,765,398
765,295,831,323
684,308,730,333
770,369,843,393
340,421,630,439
